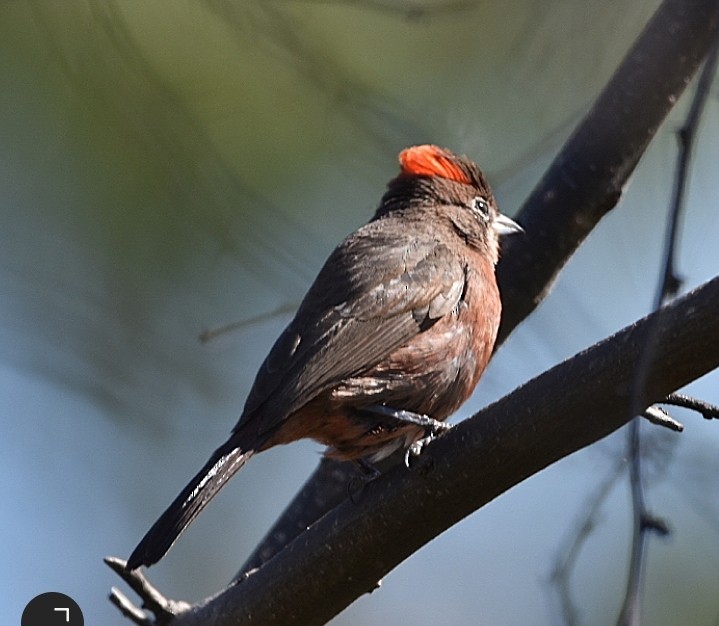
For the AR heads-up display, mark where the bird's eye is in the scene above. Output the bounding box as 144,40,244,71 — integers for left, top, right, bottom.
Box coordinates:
471,196,489,219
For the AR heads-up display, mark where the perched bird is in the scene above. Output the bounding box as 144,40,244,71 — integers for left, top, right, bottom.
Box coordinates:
127,145,522,570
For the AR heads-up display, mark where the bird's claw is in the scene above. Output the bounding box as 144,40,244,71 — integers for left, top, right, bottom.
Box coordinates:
404,422,452,468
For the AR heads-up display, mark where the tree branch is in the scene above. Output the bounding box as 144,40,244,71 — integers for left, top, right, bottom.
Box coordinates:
495,0,719,340
159,274,719,626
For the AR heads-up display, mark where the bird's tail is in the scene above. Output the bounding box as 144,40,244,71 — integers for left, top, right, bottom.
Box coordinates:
126,435,257,570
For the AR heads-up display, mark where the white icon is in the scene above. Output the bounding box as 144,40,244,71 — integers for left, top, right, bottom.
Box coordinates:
54,607,70,622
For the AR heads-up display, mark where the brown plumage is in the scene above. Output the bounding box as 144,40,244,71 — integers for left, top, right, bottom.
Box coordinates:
126,145,522,570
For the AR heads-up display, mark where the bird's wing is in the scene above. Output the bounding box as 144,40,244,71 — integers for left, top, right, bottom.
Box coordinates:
239,219,466,434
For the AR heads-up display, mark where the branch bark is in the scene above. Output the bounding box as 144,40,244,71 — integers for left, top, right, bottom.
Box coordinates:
495,0,719,340
174,275,719,626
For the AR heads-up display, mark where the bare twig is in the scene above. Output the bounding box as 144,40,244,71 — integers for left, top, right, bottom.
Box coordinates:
104,557,189,626
660,32,719,303
662,392,719,420
275,0,479,19
641,406,683,432
550,457,626,626
198,302,297,344
618,31,719,626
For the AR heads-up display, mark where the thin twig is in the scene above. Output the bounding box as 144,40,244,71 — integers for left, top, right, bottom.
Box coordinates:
199,302,298,344
618,32,719,626
104,557,189,626
275,0,479,19
662,392,719,420
550,457,626,626
641,406,683,431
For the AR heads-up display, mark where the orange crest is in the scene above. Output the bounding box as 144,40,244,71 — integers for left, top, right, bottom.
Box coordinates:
399,145,472,185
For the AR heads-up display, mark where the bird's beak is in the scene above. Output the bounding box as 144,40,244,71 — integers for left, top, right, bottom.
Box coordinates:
492,213,524,236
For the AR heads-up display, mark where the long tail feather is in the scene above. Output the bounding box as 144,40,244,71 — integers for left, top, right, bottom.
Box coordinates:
126,438,256,570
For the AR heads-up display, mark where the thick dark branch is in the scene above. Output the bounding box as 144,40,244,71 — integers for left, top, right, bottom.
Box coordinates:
236,0,719,579
166,275,719,626
496,0,719,341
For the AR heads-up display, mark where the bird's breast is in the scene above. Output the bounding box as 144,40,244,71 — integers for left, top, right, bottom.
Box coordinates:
331,252,502,421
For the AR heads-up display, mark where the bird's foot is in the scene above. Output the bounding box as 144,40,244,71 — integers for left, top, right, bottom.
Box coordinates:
403,429,450,469
364,404,451,468
365,404,450,433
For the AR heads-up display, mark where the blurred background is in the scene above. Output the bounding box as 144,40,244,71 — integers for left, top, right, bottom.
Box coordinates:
2,1,718,624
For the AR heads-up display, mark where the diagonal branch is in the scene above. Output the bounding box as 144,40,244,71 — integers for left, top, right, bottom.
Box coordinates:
164,274,719,626
495,0,719,341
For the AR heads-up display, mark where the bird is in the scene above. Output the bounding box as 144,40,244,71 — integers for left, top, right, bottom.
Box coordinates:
126,144,522,570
